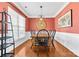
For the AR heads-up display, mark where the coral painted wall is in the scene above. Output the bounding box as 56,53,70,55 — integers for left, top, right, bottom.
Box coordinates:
0,2,8,12
0,2,26,18
30,18,55,31
26,17,30,31
55,2,79,34
0,2,8,31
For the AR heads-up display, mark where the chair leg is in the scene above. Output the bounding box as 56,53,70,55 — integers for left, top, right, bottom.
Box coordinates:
37,46,39,57
46,47,49,57
31,39,33,49
52,40,55,49
31,43,33,49
52,40,55,55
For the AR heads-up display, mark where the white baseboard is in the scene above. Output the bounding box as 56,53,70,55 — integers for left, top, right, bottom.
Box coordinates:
55,32,79,56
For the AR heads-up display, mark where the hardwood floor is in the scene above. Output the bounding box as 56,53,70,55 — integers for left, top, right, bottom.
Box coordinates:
14,39,77,57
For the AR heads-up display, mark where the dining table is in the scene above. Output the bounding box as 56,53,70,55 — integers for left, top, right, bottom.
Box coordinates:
31,34,52,47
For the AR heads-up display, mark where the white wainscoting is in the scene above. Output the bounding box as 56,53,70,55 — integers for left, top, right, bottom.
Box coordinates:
55,32,79,56
15,32,31,47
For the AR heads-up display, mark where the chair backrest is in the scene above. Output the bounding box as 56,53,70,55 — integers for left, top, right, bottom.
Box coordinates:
36,29,50,45
48,30,52,36
51,30,56,40
30,30,36,36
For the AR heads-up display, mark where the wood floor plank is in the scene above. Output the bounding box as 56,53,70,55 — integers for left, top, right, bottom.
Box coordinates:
14,39,77,57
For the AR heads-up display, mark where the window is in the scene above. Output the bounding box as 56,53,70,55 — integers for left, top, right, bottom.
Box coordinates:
8,7,25,41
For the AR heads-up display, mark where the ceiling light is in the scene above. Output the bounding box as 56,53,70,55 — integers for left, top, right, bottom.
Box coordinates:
25,6,27,8
40,5,43,21
40,18,43,20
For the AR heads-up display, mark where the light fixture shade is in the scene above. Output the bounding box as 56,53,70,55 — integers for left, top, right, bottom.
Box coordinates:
37,18,46,30
40,18,43,20
40,15,43,20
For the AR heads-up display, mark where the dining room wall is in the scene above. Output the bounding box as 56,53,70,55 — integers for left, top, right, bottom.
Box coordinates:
55,2,79,56
0,2,8,33
7,2,31,49
25,17,30,31
55,2,79,34
0,2,30,54
29,18,55,31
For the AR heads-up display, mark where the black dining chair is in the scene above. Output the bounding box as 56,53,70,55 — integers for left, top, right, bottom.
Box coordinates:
51,30,56,49
34,29,50,56
48,30,52,36
30,30,36,48
30,30,36,37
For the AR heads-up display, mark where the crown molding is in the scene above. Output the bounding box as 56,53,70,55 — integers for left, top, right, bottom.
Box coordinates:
53,2,70,17
13,2,29,17
13,2,70,18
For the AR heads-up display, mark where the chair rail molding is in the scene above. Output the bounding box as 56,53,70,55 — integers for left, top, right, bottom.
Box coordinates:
55,32,79,56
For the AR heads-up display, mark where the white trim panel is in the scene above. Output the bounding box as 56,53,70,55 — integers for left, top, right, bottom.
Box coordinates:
15,32,31,47
13,2,28,17
55,32,79,56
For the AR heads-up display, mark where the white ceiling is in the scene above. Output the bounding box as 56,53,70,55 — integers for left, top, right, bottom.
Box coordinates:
14,2,69,18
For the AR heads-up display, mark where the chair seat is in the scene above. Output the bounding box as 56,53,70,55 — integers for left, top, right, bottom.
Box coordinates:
34,42,48,46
